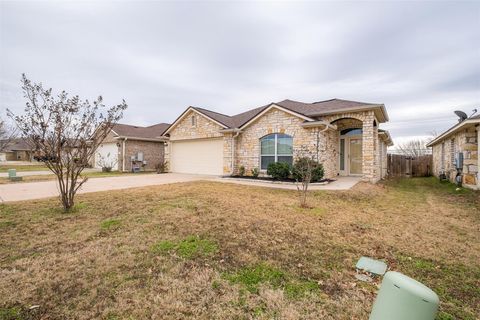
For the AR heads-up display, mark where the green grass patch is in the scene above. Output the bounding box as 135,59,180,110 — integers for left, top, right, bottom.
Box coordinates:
100,219,121,231
224,263,322,298
284,279,320,299
0,220,16,229
224,263,286,294
0,164,49,172
0,306,22,320
0,204,15,216
151,236,218,259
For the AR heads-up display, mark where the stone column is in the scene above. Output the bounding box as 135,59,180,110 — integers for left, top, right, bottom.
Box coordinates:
164,141,171,172
477,126,480,189
362,112,375,182
222,133,234,175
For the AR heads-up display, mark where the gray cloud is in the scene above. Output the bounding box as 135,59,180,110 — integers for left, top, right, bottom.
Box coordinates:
1,1,479,145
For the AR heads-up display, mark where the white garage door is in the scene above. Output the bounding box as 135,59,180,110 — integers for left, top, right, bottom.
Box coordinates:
170,139,223,175
95,142,119,170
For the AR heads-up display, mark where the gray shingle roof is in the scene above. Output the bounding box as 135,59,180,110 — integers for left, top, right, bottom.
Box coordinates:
1,138,32,151
189,98,385,129
112,123,170,139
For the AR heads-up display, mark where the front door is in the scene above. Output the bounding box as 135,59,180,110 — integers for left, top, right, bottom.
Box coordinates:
349,138,362,175
339,135,363,176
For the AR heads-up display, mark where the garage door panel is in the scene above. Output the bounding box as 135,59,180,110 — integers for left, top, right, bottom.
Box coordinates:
95,143,119,170
170,139,223,175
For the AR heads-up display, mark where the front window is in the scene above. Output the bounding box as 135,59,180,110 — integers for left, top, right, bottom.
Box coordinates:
340,128,362,135
260,133,293,170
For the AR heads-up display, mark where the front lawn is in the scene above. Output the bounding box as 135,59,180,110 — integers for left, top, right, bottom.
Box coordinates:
0,170,157,184
0,164,49,172
0,178,478,319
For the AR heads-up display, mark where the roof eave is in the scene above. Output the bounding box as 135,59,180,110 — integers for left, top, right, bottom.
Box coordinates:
426,119,480,147
115,136,168,142
308,104,389,123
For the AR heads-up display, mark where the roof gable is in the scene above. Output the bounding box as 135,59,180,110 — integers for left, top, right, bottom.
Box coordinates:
163,107,228,135
238,103,315,129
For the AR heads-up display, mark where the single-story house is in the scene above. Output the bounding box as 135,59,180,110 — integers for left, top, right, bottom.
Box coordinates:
426,114,479,190
94,123,170,171
162,99,393,182
0,138,35,162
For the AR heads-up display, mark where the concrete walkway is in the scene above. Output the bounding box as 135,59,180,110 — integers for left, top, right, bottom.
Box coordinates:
0,174,360,203
217,176,361,191
0,173,214,202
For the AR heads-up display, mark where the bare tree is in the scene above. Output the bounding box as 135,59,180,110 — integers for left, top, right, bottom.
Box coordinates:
8,74,127,211
292,147,324,208
0,117,17,152
395,139,430,157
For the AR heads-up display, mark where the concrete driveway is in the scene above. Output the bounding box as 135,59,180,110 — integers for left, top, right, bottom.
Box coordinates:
0,173,215,202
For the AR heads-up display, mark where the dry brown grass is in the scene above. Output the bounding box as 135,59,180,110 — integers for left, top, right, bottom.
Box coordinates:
0,177,478,320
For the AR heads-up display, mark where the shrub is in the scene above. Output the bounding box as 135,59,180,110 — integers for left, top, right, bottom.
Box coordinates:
155,161,168,173
292,158,324,183
238,166,246,176
251,167,259,178
267,162,291,180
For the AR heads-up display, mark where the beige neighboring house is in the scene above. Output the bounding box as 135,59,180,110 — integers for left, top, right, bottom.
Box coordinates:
427,114,479,190
163,99,393,182
94,123,169,172
0,138,35,162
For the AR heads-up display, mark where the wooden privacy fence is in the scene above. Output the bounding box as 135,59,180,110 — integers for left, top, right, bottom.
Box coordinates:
387,154,433,178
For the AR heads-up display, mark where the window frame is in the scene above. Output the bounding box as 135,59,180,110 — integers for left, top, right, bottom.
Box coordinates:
260,133,293,170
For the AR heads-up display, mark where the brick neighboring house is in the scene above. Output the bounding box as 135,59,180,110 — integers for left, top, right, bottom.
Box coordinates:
163,99,393,182
427,114,479,190
94,123,169,172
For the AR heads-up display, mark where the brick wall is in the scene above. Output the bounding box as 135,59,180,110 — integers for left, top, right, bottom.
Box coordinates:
119,140,165,172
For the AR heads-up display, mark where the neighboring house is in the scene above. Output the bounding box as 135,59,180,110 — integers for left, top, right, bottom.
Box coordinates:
427,114,479,190
163,99,393,182
94,123,170,171
0,138,35,161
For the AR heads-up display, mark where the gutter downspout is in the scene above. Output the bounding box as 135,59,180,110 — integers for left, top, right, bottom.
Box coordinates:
231,131,241,174
316,125,330,162
122,138,127,172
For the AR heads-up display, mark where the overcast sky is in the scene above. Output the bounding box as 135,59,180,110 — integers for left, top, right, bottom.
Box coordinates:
1,1,479,145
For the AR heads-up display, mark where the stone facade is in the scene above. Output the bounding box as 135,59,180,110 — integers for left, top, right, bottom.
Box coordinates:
166,107,386,182
323,111,380,182
168,110,224,141
431,125,478,189
232,108,338,178
164,110,225,169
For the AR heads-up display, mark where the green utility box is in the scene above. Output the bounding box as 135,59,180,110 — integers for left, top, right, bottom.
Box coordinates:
8,169,16,178
7,169,22,182
369,271,439,320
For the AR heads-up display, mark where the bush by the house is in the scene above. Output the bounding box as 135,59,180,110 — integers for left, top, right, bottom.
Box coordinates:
267,162,291,180
292,158,324,183
155,161,168,173
238,166,246,176
251,167,259,178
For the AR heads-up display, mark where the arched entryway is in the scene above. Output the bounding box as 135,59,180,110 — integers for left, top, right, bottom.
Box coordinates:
332,118,364,176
